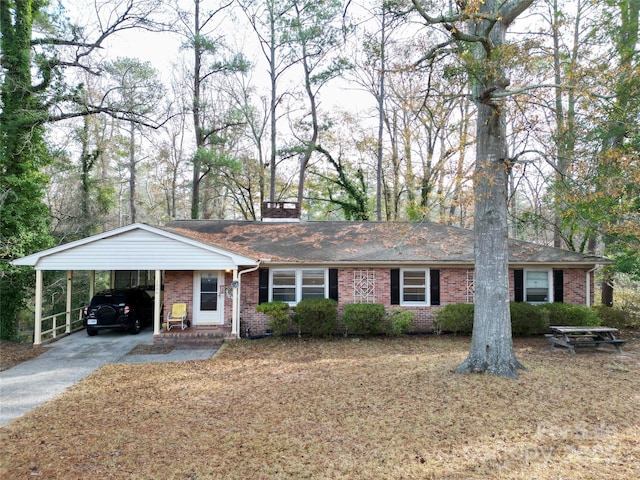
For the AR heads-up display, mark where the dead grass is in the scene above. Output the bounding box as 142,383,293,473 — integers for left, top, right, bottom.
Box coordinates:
0,341,50,371
1,335,639,479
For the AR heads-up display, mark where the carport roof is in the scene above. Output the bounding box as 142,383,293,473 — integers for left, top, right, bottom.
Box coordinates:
11,223,258,270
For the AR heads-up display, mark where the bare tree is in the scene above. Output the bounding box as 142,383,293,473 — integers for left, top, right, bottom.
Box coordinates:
171,0,248,219
237,0,298,202
281,0,352,207
411,0,534,378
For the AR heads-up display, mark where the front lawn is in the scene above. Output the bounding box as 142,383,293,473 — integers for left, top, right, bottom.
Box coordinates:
1,335,639,479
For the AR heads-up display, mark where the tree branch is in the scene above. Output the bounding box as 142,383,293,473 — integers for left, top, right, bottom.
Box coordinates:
500,0,536,26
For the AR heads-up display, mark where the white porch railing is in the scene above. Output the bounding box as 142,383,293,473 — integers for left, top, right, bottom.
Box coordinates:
37,307,84,343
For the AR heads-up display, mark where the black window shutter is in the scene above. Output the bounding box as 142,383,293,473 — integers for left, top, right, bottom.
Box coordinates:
514,269,524,302
258,268,269,304
553,270,564,303
391,269,400,305
430,269,440,305
328,268,339,301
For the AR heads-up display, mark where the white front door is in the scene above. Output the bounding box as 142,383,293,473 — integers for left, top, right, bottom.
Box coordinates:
193,271,224,325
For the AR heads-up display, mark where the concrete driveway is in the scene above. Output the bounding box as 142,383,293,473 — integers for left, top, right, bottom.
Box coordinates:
0,328,219,426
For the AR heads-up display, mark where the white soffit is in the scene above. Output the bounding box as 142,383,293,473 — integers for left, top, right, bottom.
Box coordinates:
11,223,257,270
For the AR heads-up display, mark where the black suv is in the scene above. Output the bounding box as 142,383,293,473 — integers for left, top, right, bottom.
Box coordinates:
83,288,154,336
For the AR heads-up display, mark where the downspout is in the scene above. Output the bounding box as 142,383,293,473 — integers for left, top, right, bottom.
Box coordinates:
154,269,162,336
235,260,265,339
586,267,597,307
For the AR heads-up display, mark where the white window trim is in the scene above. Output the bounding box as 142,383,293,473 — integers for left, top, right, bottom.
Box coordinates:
400,268,431,306
270,268,329,305
524,269,553,304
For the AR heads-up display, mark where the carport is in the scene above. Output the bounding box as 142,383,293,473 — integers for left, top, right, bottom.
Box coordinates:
11,223,258,345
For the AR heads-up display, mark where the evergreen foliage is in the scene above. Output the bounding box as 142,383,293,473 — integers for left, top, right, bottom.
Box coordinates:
384,308,415,337
541,303,601,327
509,302,549,337
434,303,475,335
256,301,291,336
593,305,639,330
342,303,385,336
292,298,338,337
1,0,54,340
436,302,556,336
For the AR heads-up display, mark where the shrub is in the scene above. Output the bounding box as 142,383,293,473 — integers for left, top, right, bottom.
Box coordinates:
385,308,415,336
292,298,338,337
542,302,601,327
435,302,551,337
256,301,291,336
434,303,474,335
510,302,549,336
593,305,638,330
342,303,386,336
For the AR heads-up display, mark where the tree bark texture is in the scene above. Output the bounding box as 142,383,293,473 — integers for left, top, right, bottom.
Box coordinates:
191,0,203,219
456,0,533,378
129,121,137,223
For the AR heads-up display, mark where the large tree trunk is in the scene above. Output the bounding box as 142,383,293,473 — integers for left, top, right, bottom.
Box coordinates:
456,0,533,378
598,0,640,307
376,8,387,221
456,99,525,377
128,121,137,223
269,3,278,203
191,0,203,220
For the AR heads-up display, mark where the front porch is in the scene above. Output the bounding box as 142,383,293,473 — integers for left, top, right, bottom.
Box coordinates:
154,325,236,347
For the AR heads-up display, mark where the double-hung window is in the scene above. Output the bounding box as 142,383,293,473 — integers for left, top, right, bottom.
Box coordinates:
401,269,429,305
301,269,325,299
525,270,551,303
272,270,296,302
271,268,327,304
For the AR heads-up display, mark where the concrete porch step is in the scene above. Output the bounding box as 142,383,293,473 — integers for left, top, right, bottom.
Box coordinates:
153,327,234,347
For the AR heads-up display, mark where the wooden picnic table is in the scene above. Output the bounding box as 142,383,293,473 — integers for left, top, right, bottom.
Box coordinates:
547,326,627,354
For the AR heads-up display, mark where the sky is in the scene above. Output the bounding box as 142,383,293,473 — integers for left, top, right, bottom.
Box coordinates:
61,0,377,112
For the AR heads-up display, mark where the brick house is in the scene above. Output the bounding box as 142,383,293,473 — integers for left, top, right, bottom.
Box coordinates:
13,203,608,344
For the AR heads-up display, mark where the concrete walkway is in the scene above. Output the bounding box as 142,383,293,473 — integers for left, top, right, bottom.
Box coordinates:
0,328,219,426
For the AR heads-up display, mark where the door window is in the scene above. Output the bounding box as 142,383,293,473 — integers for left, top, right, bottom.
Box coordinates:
200,273,218,311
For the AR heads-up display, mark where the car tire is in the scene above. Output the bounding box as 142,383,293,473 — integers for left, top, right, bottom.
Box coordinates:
87,328,98,336
130,317,141,335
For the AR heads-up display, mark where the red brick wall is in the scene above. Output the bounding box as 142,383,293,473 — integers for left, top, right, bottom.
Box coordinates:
239,270,262,335
169,267,594,335
441,268,475,304
239,268,452,335
164,271,235,326
562,268,593,305
164,271,193,323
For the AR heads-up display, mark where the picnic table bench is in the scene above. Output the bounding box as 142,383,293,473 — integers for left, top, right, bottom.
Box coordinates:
546,326,627,354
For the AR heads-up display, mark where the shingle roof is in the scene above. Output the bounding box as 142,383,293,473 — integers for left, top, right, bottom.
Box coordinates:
163,220,607,266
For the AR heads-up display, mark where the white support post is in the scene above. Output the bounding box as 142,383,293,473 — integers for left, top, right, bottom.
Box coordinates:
154,269,161,335
34,270,43,345
66,270,73,333
89,270,95,299
232,269,239,337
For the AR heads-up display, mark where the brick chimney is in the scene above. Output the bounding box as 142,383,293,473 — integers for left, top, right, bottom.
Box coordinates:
261,201,301,222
